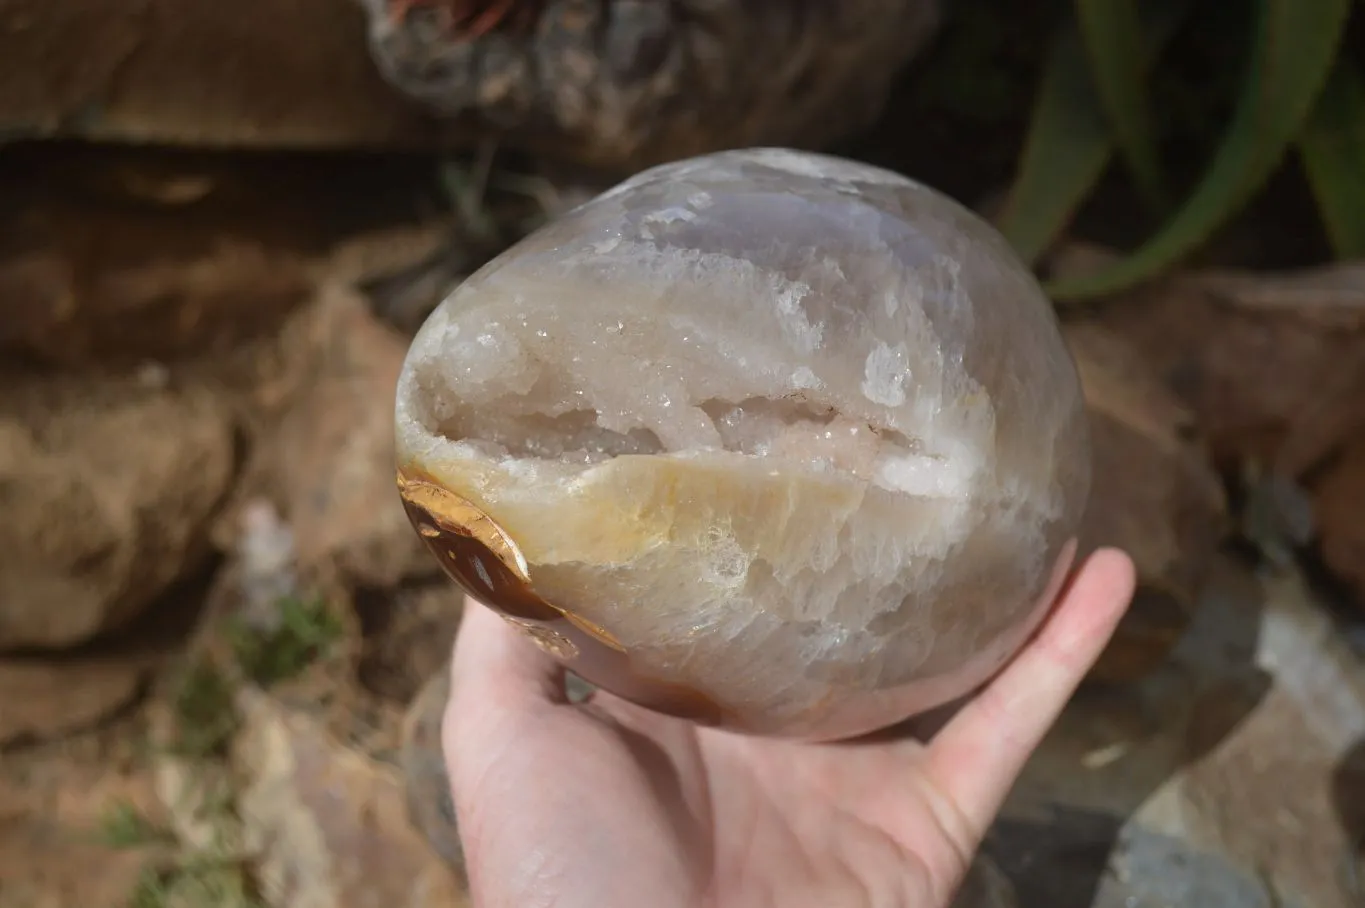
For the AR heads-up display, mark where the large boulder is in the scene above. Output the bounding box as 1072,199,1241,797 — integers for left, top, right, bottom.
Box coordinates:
0,372,236,650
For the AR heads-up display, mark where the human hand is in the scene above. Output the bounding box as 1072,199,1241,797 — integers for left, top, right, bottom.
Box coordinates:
443,548,1137,908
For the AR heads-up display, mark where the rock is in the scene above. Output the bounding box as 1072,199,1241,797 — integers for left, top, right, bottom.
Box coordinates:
0,658,146,745
0,824,150,908
0,0,465,149
986,559,1363,908
268,288,434,588
1311,429,1365,606
360,583,464,703
0,711,166,908
233,498,305,630
988,817,1287,908
396,148,1090,740
0,144,452,368
1,0,939,170
1078,262,1365,607
232,690,468,908
1334,739,1365,891
401,665,464,876
951,854,1019,908
363,0,943,173
1065,323,1229,682
1085,263,1365,476
0,373,236,650
0,147,309,367
1238,463,1318,569
1160,570,1365,908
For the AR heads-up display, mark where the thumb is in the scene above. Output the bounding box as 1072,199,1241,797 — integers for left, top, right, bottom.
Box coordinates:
442,597,571,839
449,596,569,710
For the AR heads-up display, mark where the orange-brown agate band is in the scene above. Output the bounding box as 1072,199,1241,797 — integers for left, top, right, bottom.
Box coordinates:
397,467,727,725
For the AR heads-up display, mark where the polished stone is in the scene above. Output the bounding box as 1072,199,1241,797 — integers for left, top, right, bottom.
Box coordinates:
395,148,1090,740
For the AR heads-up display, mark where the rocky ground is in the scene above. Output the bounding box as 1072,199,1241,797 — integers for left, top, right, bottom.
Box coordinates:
3,3,1365,904
1,137,1362,908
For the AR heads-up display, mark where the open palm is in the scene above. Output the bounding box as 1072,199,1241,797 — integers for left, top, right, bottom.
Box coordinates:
444,549,1136,908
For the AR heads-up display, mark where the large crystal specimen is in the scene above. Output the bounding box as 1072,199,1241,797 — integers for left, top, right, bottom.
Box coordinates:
395,148,1090,741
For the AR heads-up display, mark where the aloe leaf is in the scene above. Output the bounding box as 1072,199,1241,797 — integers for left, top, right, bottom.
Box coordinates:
1049,0,1353,302
995,25,1114,267
1075,0,1168,208
1298,59,1365,258
997,0,1191,267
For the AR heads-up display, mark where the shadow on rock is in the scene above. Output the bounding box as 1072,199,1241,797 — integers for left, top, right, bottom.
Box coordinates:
980,555,1273,907
1332,736,1365,901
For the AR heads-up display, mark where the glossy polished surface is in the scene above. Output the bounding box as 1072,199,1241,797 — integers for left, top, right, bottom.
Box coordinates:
395,148,1090,740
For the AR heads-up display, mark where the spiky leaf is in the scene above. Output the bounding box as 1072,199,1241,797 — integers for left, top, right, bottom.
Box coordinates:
1075,0,1168,207
1299,58,1365,258
997,0,1190,266
995,25,1114,267
1049,0,1352,301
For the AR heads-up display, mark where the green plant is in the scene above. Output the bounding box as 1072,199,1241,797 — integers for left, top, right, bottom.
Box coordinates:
98,798,264,908
169,659,239,760
124,858,265,908
227,594,342,689
995,0,1363,300
97,800,176,850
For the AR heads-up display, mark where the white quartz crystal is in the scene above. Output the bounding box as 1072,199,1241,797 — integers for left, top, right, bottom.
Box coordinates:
395,148,1089,740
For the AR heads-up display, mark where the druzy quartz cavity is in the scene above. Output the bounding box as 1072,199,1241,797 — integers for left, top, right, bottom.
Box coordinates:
395,148,1090,741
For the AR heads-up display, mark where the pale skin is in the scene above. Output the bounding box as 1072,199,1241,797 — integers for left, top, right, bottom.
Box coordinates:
444,547,1137,908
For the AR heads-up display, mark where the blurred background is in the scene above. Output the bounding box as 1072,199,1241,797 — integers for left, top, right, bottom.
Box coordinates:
0,1,1363,905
